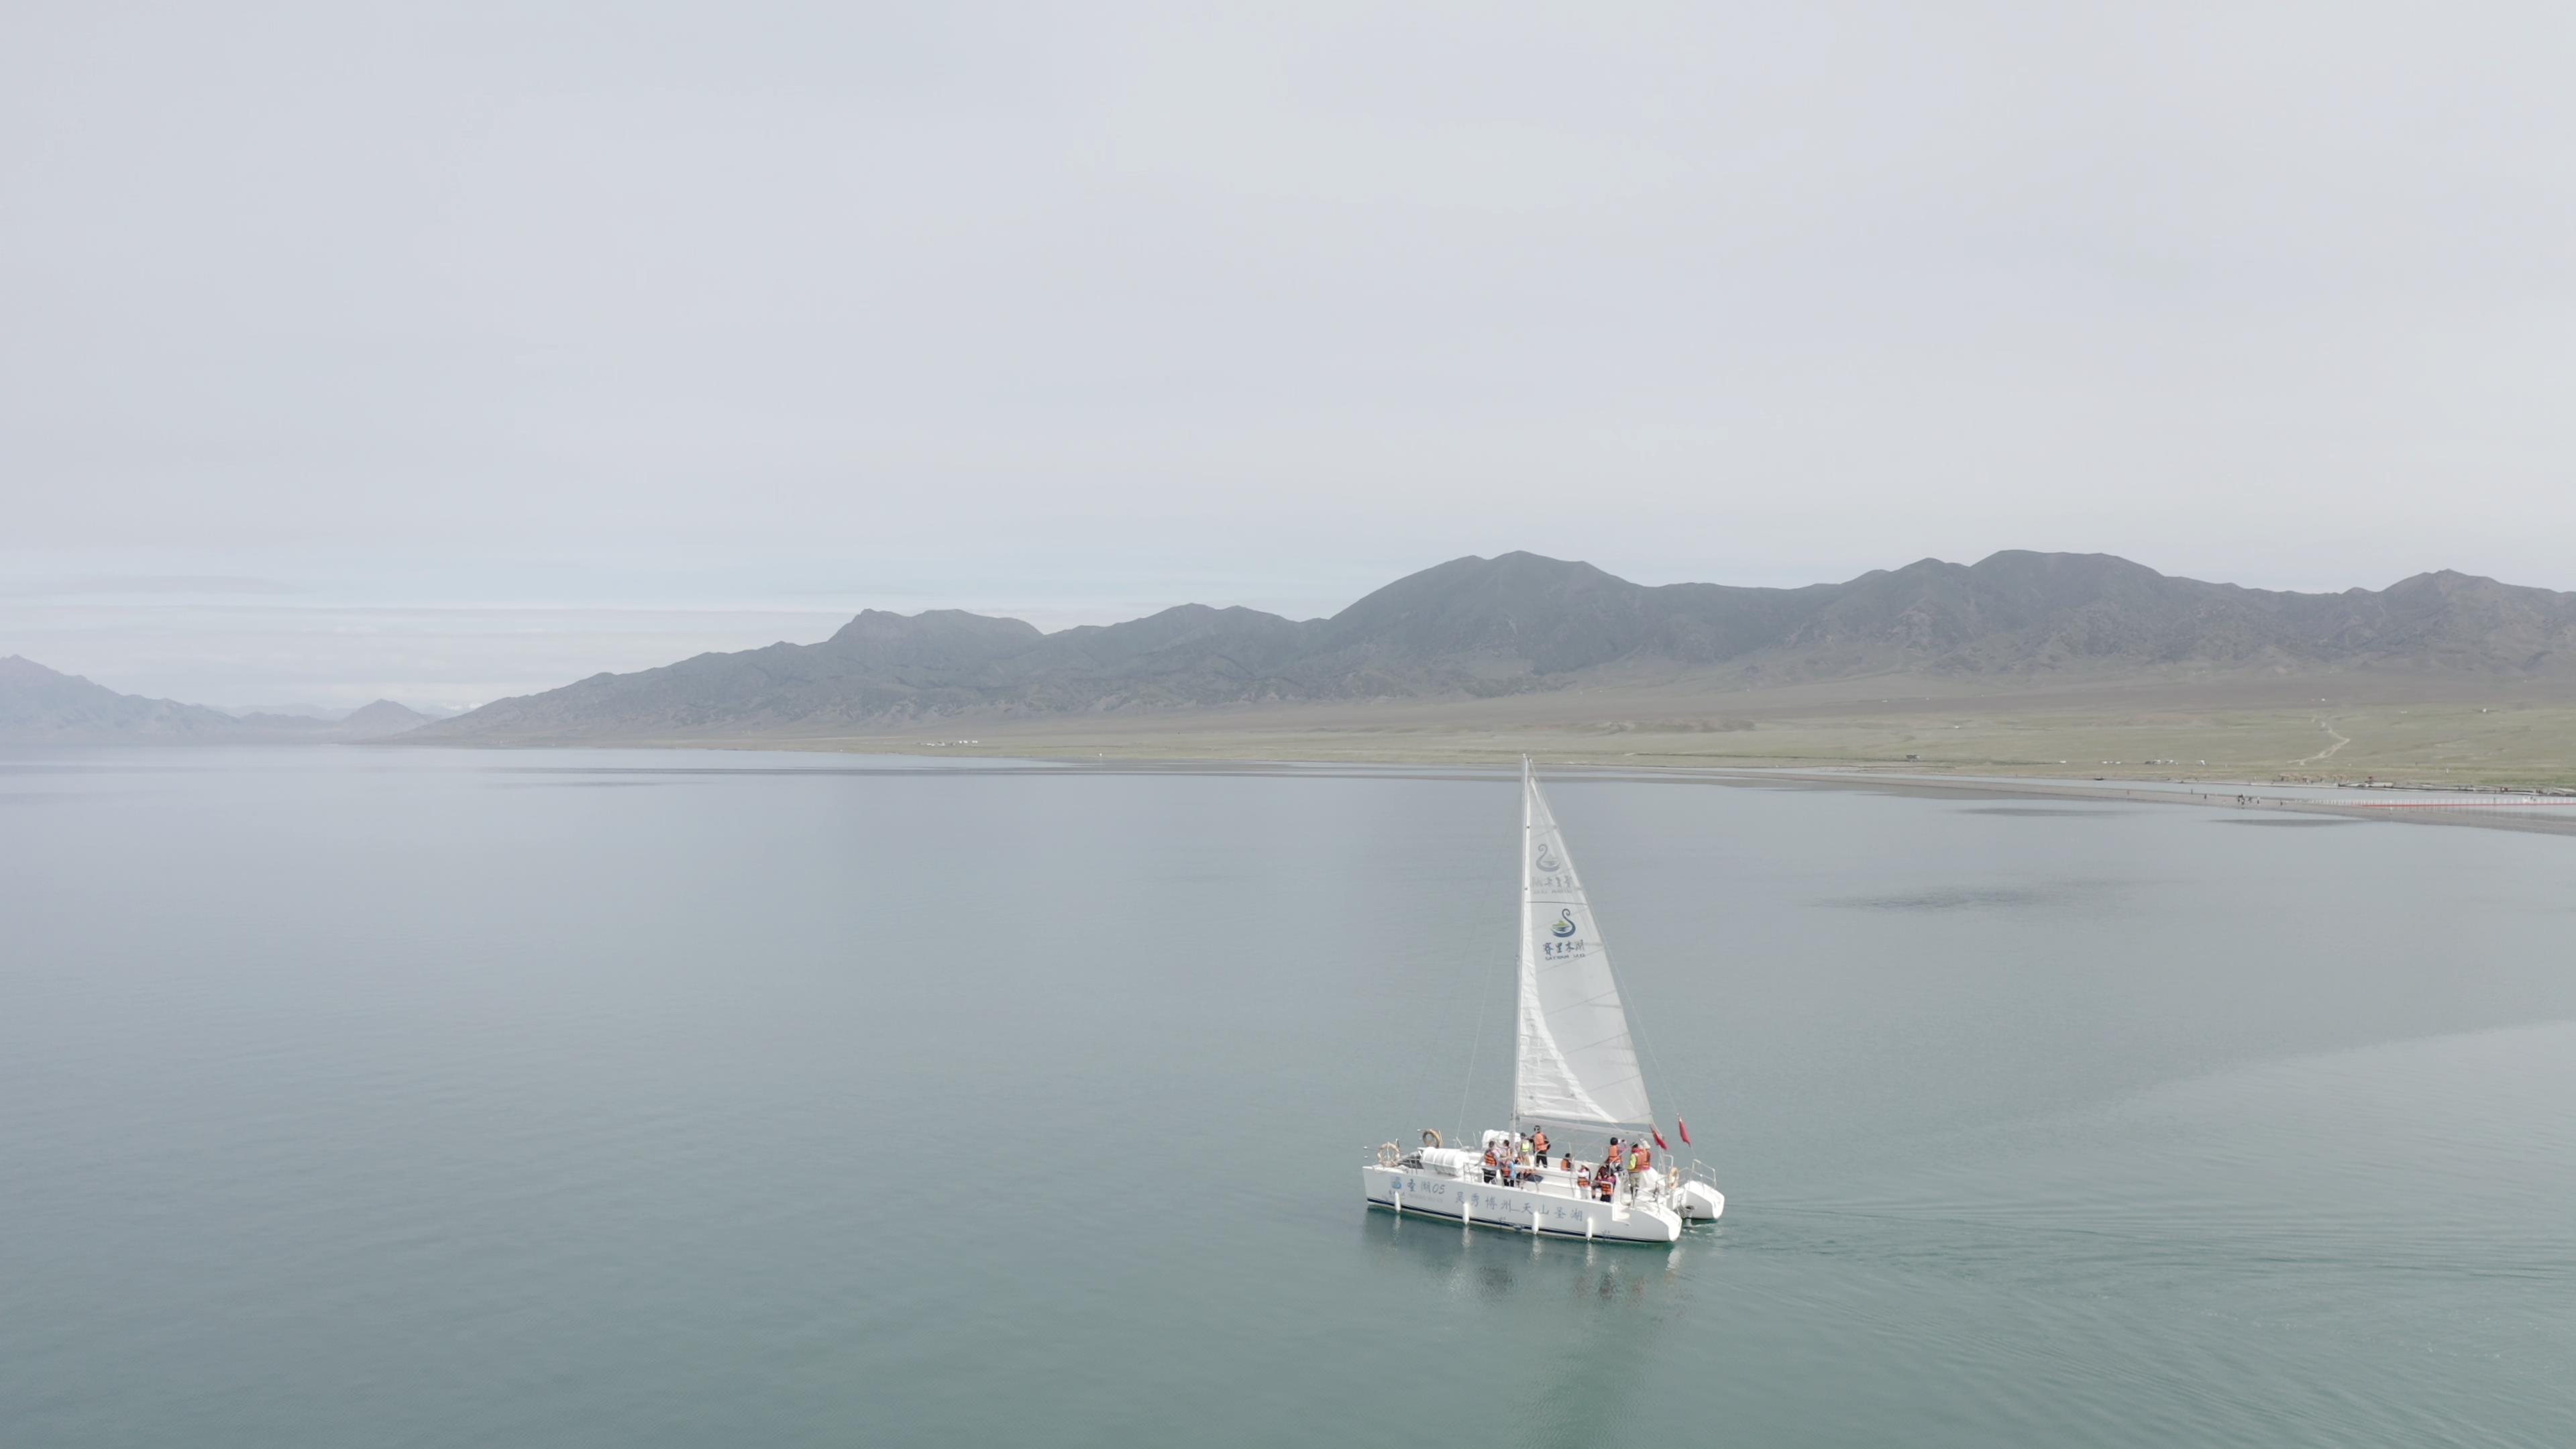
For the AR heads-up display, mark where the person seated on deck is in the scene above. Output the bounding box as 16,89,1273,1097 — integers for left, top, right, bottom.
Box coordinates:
1575,1165,1593,1195
1559,1152,1574,1173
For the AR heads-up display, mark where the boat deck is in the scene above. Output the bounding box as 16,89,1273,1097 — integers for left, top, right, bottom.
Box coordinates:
1360,1160,1684,1242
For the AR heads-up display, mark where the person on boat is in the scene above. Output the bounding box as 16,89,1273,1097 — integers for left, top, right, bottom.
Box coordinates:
1482,1143,1500,1184
1529,1127,1550,1161
1559,1151,1574,1173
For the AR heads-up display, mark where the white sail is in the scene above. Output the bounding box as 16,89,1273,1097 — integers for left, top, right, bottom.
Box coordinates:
1512,759,1654,1130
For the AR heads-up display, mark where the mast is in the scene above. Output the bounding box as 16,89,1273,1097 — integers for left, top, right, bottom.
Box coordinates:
1513,754,1532,1134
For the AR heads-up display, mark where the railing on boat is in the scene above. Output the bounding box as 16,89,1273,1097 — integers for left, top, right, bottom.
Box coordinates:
1372,1144,1682,1210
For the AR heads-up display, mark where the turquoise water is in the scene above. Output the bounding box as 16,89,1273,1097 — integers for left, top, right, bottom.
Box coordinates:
3,750,2571,1447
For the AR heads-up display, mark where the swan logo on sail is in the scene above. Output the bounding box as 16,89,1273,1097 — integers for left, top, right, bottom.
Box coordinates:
1535,843,1561,873
1551,908,1578,938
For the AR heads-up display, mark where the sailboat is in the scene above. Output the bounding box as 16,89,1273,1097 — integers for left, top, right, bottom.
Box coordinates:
1362,758,1725,1243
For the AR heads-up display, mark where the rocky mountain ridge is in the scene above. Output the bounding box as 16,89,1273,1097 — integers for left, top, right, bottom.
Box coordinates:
407,551,2576,743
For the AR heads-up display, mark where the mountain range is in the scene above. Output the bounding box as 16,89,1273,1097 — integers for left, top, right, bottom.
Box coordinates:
401,551,2576,745
0,657,431,744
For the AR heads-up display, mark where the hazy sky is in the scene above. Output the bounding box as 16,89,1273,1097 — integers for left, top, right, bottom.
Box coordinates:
6,3,2571,707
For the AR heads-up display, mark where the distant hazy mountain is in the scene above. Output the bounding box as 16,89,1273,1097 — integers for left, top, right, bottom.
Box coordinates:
1,655,250,743
332,700,434,737
223,702,346,720
231,699,431,740
0,657,433,744
408,551,2576,744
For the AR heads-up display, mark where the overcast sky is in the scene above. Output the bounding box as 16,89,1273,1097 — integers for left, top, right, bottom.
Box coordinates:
6,3,2571,708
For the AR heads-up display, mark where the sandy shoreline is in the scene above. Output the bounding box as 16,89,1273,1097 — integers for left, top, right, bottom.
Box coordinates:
359,731,2576,837
903,753,2576,837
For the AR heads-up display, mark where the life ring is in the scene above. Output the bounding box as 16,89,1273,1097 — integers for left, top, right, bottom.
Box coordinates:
1377,1142,1401,1167
1420,1128,1442,1148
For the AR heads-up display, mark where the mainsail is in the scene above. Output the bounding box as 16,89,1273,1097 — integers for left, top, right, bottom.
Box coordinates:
1512,758,1654,1129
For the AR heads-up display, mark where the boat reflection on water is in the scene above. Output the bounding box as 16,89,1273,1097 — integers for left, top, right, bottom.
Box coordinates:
1354,1197,1715,1306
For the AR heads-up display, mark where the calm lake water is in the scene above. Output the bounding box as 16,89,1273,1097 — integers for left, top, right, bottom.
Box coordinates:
4,749,2571,1448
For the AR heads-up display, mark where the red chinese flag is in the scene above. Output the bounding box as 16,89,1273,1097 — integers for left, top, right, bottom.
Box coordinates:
1652,1127,1669,1150
1678,1118,1691,1145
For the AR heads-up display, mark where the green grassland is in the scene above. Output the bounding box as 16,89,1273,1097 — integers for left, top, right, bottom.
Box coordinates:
742,674,2576,790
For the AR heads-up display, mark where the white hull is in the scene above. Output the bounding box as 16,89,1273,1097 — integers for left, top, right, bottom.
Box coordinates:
1361,1163,1686,1244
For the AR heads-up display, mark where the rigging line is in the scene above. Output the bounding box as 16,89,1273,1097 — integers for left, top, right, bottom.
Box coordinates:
1623,965,1678,1124
1454,932,1508,1144
1413,924,1491,1136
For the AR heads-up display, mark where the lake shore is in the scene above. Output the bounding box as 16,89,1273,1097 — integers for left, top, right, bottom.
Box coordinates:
390,674,2576,795
1028,759,2576,836
606,745,2576,837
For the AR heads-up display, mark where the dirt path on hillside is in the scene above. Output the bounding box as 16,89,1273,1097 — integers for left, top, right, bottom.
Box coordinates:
2294,719,2351,767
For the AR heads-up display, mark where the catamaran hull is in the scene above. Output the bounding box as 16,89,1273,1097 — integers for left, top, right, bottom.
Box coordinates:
1360,1165,1682,1244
